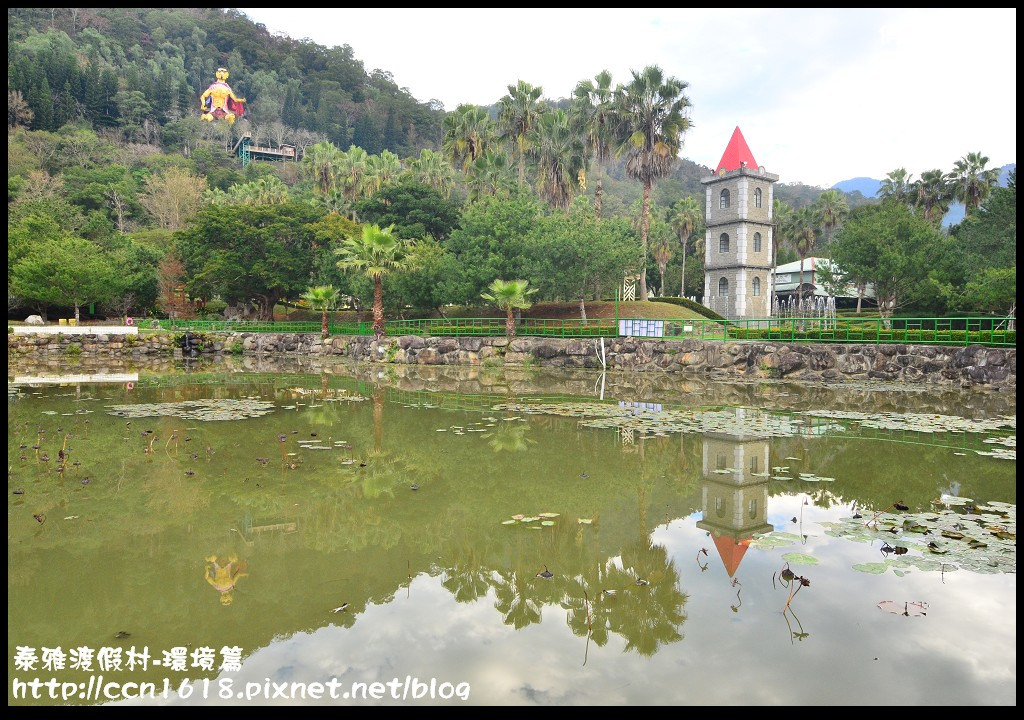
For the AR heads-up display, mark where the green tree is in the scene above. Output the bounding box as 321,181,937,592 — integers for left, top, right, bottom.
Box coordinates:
911,169,951,224
877,168,914,205
613,65,692,301
481,279,536,340
572,70,615,219
335,224,411,339
177,202,323,320
792,207,817,300
465,149,515,203
353,181,461,242
828,203,943,321
947,152,1000,218
667,196,702,297
11,233,116,321
498,80,545,186
301,285,340,339
814,189,849,247
528,109,585,211
408,148,455,198
443,104,493,173
650,219,674,297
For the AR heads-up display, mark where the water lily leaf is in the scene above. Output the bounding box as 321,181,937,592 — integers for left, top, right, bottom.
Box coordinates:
541,521,555,526
782,552,819,565
538,512,560,518
577,518,593,525
501,520,516,525
853,562,888,574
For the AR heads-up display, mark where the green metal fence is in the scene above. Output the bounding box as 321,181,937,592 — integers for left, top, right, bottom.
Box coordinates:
149,316,1015,347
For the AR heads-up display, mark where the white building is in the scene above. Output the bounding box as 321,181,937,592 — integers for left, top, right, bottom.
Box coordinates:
771,257,875,301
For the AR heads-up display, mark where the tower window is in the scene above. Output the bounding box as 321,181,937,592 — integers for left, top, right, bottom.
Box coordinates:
749,499,758,520
753,277,761,296
754,232,762,253
720,189,730,209
719,234,730,253
754,188,762,208
718,277,729,297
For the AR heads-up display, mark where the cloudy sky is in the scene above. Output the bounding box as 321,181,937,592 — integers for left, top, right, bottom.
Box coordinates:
241,8,1016,188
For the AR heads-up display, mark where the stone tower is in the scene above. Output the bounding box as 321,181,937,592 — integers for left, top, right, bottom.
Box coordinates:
702,127,778,319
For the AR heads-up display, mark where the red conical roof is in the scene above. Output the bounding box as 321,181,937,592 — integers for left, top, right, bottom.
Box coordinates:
711,534,752,578
716,126,759,172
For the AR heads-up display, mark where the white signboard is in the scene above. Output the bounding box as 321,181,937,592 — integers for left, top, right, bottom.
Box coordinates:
618,319,664,338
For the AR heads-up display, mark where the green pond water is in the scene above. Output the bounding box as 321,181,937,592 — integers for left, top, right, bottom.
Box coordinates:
7,357,1016,706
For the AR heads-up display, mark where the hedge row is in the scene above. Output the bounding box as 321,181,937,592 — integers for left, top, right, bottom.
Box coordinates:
726,328,1016,345
656,297,726,321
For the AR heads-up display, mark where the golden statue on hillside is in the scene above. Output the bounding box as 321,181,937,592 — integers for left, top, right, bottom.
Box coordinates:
200,67,246,125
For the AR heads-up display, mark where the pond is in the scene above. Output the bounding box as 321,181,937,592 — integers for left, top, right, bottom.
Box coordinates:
7,357,1016,706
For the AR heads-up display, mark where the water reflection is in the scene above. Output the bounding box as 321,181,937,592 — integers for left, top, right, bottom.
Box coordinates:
6,357,1016,705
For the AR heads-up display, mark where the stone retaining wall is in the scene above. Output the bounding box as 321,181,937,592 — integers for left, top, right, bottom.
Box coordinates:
8,331,1015,389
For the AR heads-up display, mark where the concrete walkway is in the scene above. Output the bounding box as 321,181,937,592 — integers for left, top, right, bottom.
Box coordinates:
12,325,138,335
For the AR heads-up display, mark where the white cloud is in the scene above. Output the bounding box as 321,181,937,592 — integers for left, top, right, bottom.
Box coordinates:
241,8,1015,188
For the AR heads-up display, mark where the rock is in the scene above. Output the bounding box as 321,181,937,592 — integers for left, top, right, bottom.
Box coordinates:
24,315,44,325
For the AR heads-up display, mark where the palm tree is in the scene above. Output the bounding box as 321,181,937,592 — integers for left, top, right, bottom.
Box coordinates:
613,65,692,301
571,70,615,218
667,196,702,297
651,230,673,297
771,200,794,304
409,148,455,198
442,104,493,173
302,140,343,197
814,189,849,247
338,145,370,215
792,207,817,301
300,285,340,339
947,151,1000,217
498,80,545,186
528,109,585,211
481,279,536,340
465,149,514,202
877,168,914,205
335,224,411,339
364,150,403,197
912,169,951,223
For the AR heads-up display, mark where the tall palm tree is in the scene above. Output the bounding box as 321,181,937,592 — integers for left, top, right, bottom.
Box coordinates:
792,207,817,301
912,169,952,223
465,149,514,202
338,145,370,215
364,150,403,197
947,151,1000,217
877,168,914,205
409,148,455,198
302,140,343,197
771,200,795,304
651,229,673,297
301,285,340,339
528,109,585,211
571,70,615,219
498,80,545,186
613,65,692,301
814,189,849,247
335,224,411,339
481,279,536,340
442,104,493,173
667,196,702,297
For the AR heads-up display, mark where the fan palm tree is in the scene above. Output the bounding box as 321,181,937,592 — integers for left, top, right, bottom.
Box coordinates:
571,70,615,218
409,148,455,198
650,221,673,297
528,109,585,211
335,224,411,339
465,149,514,202
792,207,817,301
814,189,849,247
667,196,702,297
300,285,340,339
364,150,403,197
498,80,545,186
442,104,493,173
613,65,692,301
338,145,370,215
877,168,914,205
481,279,537,340
912,169,952,223
947,151,1000,217
302,140,343,197
771,199,795,303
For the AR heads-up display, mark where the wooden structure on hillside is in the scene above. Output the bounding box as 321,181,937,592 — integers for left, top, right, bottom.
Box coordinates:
232,132,300,168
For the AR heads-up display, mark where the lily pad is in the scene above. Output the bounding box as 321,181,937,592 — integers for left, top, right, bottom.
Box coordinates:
853,562,888,574
540,520,555,526
782,552,819,565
